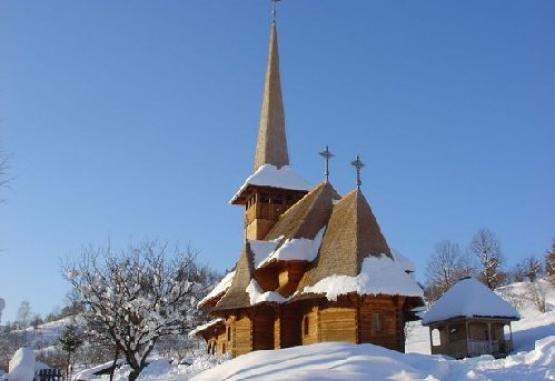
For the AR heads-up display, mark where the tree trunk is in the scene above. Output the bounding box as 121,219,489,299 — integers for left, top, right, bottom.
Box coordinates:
109,346,120,381
128,368,141,381
66,352,72,381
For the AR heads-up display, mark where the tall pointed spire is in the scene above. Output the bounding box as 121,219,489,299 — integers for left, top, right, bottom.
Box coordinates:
253,20,289,171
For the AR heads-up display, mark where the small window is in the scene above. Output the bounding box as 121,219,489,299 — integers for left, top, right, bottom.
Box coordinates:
372,312,382,333
272,196,283,205
304,316,309,336
227,326,231,342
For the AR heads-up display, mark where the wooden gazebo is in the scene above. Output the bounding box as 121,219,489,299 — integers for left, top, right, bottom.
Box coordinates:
422,277,520,359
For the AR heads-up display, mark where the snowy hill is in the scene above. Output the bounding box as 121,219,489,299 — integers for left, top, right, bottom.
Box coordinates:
191,279,555,381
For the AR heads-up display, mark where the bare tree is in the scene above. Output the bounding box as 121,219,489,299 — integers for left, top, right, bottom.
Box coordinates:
470,228,504,289
524,256,543,282
546,238,555,285
64,241,209,381
425,241,474,301
17,300,32,329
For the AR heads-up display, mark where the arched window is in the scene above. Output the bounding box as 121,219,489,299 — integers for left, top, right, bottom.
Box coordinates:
304,316,309,336
372,312,382,333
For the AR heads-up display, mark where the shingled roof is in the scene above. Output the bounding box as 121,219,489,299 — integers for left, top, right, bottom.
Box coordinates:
296,188,392,293
265,181,340,241
212,243,255,311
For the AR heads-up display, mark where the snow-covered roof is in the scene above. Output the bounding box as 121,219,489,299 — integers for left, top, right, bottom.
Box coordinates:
258,228,325,268
246,280,288,305
188,318,225,338
230,164,311,204
391,249,416,273
301,255,424,301
198,271,235,308
422,277,520,325
249,238,281,268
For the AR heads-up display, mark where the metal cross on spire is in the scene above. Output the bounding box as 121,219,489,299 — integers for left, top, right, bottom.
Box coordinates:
319,146,334,183
350,155,365,189
271,0,281,22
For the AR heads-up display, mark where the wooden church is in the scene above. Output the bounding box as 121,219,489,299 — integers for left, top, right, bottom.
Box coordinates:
191,13,425,358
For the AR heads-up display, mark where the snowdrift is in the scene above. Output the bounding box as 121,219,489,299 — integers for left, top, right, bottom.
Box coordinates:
8,348,35,381
191,338,555,381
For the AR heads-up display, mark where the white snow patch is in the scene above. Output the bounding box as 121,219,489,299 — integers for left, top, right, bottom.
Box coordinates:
246,280,287,305
258,228,325,268
249,238,281,268
230,164,311,204
73,360,124,381
198,271,235,308
191,336,555,381
189,319,225,338
8,348,35,381
302,254,423,301
391,248,416,274
422,277,520,325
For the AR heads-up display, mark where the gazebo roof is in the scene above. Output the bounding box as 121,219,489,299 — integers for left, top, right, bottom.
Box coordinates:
422,277,520,325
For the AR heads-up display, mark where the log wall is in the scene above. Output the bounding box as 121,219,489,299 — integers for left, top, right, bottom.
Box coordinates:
253,306,275,350
229,313,253,357
358,296,401,350
318,306,357,343
301,305,319,345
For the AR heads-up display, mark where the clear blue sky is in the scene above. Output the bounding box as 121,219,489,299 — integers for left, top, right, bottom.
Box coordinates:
1,0,554,322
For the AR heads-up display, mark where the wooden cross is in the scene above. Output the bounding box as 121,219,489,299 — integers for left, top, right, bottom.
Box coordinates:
319,146,334,183
350,155,365,189
272,0,281,22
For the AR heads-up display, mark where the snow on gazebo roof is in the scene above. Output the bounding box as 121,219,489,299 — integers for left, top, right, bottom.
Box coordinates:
230,164,311,204
422,277,520,325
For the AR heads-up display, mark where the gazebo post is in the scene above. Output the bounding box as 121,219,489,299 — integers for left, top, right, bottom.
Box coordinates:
509,323,513,352
465,320,469,357
487,322,493,354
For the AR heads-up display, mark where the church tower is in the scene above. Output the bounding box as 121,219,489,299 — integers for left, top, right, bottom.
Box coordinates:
230,19,310,240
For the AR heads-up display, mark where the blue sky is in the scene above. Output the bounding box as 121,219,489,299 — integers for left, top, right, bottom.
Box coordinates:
1,0,554,322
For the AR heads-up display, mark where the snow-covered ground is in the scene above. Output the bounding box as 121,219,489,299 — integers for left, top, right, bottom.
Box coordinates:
77,279,555,381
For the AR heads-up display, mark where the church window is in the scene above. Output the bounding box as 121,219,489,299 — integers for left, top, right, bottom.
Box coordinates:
372,312,382,333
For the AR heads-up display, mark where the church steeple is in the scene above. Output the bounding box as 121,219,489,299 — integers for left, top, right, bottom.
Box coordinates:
253,21,289,171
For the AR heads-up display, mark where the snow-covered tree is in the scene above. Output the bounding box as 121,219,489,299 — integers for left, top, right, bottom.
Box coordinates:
64,241,210,381
470,228,504,290
58,323,84,379
425,240,474,301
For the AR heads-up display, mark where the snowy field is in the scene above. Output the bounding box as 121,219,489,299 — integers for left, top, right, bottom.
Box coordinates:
59,280,555,381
